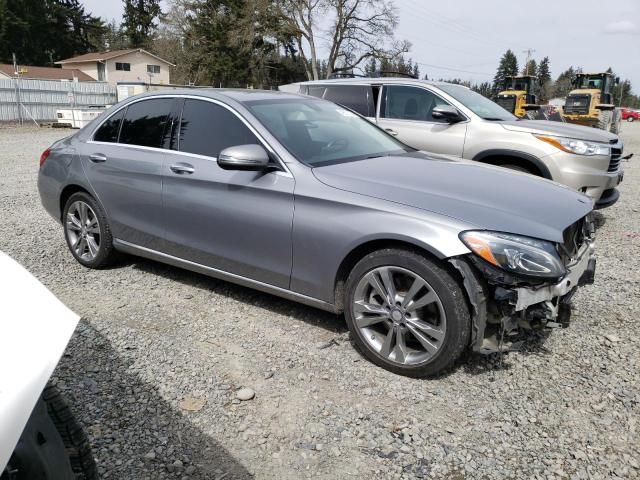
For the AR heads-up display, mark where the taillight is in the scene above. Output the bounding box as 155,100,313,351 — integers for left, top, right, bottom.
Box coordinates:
39,148,51,168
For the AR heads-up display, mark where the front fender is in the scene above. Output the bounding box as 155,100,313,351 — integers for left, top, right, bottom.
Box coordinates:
0,252,79,471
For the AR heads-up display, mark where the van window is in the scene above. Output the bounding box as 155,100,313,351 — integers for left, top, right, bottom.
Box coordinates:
307,86,327,98
94,108,124,143
119,98,174,148
178,99,259,158
323,85,376,117
381,85,450,123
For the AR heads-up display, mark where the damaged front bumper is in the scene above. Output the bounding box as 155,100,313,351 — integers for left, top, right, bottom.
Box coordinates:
450,239,596,354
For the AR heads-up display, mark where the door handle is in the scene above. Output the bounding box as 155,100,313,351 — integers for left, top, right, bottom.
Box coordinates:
89,153,107,163
170,163,195,175
385,128,398,136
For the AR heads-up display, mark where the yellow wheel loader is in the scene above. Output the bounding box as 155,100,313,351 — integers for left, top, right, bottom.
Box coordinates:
562,72,621,134
495,76,541,119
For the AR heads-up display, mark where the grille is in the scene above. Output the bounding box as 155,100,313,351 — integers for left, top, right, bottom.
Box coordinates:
564,94,591,114
496,96,515,113
608,146,623,172
560,216,589,265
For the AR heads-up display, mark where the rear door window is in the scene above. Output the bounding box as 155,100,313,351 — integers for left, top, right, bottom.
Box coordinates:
94,108,124,143
381,85,450,123
119,98,174,148
177,99,259,158
323,85,376,117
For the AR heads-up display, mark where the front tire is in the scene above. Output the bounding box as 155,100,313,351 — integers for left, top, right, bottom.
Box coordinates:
344,249,470,377
63,192,117,268
597,110,613,131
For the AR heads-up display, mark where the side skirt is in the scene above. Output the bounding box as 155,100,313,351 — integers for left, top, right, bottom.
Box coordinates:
113,239,338,314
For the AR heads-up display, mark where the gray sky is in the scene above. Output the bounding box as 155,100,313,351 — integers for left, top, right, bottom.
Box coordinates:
83,0,640,89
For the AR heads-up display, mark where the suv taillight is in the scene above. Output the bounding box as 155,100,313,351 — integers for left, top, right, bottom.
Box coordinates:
39,148,51,168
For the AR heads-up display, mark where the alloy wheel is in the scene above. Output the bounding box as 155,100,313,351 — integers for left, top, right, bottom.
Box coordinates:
351,266,447,366
66,201,101,261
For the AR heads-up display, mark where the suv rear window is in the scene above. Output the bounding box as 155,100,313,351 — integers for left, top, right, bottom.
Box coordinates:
119,98,174,148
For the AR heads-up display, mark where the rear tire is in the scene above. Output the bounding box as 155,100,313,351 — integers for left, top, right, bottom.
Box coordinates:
344,249,470,378
63,192,117,268
628,117,635,122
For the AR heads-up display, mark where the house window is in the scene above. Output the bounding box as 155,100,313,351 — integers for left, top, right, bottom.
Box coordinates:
147,65,160,74
115,62,131,71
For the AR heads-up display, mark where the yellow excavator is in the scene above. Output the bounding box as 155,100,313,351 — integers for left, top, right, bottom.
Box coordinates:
562,72,620,133
495,76,540,119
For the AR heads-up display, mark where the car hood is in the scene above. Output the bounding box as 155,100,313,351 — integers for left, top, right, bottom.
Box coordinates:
313,153,593,243
500,120,618,143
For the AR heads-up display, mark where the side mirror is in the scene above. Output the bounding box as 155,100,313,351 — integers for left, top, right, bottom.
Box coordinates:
431,105,464,123
218,144,271,171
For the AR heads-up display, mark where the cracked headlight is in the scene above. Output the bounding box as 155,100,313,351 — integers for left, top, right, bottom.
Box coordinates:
460,231,566,278
535,135,610,156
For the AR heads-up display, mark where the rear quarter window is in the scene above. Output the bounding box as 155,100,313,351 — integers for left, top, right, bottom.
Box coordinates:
323,85,376,117
93,109,124,143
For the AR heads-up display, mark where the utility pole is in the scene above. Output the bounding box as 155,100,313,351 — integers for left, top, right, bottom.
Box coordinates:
522,48,536,75
12,52,24,125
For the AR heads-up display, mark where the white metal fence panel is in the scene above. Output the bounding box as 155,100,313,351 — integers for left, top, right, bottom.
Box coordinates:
0,78,116,122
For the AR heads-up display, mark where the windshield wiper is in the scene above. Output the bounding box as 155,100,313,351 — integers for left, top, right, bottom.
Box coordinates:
482,117,505,121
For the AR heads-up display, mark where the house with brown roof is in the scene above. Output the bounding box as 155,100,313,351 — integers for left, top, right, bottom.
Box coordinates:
55,49,174,85
0,64,95,82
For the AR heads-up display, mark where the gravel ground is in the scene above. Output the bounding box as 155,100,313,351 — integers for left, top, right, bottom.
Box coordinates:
0,122,638,480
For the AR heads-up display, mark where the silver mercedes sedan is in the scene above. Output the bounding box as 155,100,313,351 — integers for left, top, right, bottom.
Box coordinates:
38,89,596,377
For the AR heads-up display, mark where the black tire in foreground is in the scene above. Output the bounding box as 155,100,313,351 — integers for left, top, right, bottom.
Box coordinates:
63,191,117,268
344,249,471,378
1,384,97,480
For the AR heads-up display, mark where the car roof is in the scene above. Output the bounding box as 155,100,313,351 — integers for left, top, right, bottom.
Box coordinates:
292,77,453,87
128,88,307,104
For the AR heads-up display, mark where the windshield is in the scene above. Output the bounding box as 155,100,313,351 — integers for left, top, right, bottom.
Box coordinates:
438,83,517,121
245,98,411,167
576,76,603,90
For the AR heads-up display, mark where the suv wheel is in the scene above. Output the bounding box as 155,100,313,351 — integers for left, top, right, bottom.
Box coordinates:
63,192,117,268
344,249,470,377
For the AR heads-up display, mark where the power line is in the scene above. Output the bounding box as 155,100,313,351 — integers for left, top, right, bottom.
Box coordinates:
413,61,493,77
402,4,527,51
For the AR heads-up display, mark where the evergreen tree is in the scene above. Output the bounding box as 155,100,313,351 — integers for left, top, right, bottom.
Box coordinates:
0,0,106,65
185,0,252,87
363,57,377,77
551,66,578,98
537,56,551,103
473,81,493,98
122,0,162,48
492,49,519,93
522,59,537,77
412,63,419,79
537,57,551,84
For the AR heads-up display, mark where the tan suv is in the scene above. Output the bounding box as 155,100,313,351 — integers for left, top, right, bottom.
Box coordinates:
281,78,624,208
